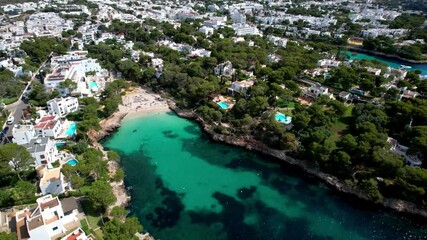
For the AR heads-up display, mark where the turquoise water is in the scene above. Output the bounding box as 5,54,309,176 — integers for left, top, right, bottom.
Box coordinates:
103,111,427,240
217,102,229,109
343,50,427,75
66,159,78,166
56,142,66,147
275,113,291,124
66,122,77,136
89,81,98,89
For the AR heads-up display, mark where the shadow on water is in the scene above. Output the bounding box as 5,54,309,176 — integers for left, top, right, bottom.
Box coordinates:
183,125,201,136
102,112,427,239
162,130,179,139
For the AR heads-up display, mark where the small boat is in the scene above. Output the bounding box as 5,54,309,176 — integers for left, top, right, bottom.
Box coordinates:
400,65,412,69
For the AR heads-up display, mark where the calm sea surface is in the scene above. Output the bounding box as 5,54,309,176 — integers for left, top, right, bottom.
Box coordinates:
102,111,427,240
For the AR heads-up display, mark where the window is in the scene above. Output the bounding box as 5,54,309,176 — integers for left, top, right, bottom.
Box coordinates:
40,154,45,159
52,226,58,231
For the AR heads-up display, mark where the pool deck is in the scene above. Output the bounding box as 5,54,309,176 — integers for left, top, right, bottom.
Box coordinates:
57,120,75,139
212,95,235,110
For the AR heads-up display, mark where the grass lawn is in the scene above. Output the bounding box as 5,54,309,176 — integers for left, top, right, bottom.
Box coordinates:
80,200,105,229
329,105,354,142
1,97,19,105
93,228,104,239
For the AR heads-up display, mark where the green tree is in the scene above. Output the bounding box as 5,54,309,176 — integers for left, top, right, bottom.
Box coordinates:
113,168,125,182
0,232,16,240
247,96,269,117
102,217,143,240
108,151,121,162
59,79,77,94
88,180,116,211
110,206,128,221
28,83,51,106
0,143,33,180
11,181,36,205
358,178,383,201
371,147,404,177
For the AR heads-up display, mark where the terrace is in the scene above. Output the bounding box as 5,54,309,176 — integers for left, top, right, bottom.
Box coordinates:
212,95,235,110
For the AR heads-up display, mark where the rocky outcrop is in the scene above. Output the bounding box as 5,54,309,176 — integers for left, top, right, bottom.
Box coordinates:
168,102,427,220
88,112,128,142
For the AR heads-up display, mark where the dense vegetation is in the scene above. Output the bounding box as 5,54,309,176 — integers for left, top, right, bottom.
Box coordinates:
82,18,427,206
363,36,426,61
0,67,25,104
20,37,70,68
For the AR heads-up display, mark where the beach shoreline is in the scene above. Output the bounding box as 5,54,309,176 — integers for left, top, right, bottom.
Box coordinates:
167,101,427,221
87,85,166,240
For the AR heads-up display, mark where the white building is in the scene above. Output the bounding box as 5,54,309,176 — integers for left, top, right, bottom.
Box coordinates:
34,116,64,139
23,137,59,167
267,35,288,48
151,58,164,78
268,54,282,63
387,137,422,167
26,12,74,37
306,84,334,99
12,124,37,145
317,59,342,68
15,195,82,240
231,10,246,24
228,80,255,96
233,24,261,36
39,167,67,195
198,26,214,37
47,97,79,117
61,228,90,240
215,61,235,77
45,52,103,96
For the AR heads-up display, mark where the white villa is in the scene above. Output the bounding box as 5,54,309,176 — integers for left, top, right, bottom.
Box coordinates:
44,54,102,96
215,61,235,77
23,137,59,167
47,97,79,117
387,137,422,167
305,84,335,99
12,125,37,145
267,35,288,48
34,116,65,139
38,166,68,195
15,195,83,240
227,79,255,96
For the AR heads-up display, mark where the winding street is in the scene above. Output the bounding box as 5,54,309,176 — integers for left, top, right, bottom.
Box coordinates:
1,55,51,144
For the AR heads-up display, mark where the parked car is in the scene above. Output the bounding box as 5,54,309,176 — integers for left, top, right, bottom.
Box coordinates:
6,116,14,125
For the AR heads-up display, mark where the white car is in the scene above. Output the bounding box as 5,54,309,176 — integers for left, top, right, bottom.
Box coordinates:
6,116,14,125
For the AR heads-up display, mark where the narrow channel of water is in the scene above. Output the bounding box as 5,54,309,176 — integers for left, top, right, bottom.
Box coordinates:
102,111,427,240
342,50,427,75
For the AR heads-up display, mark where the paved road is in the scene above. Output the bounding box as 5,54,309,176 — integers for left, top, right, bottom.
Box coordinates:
1,54,51,144
1,84,30,144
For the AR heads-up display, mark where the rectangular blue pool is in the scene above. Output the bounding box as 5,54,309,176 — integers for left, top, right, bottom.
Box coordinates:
217,102,229,109
66,122,77,136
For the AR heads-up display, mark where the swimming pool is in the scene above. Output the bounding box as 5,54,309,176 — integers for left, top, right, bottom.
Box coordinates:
56,142,66,147
66,122,77,136
89,81,98,89
66,159,78,166
275,113,292,124
217,102,229,109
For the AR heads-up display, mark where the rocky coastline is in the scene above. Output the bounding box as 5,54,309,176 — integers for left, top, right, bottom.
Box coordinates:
167,100,427,221
347,46,427,64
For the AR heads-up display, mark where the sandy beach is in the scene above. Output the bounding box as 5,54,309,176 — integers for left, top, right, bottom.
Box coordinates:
119,86,169,120
89,86,170,213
